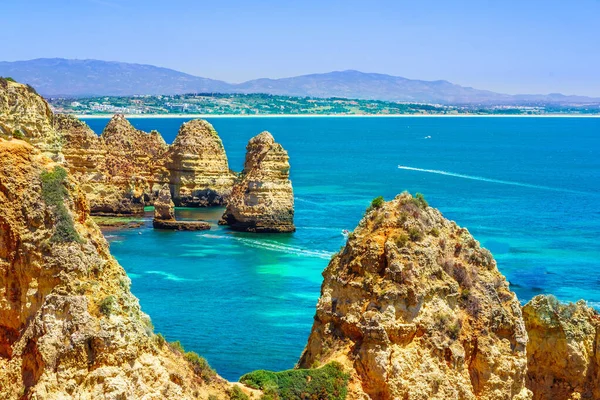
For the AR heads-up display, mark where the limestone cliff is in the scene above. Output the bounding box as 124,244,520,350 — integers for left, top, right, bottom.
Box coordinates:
0,78,62,160
0,80,238,216
298,193,531,400
0,138,229,399
54,114,134,217
98,114,169,215
220,131,295,233
165,119,235,206
523,295,600,400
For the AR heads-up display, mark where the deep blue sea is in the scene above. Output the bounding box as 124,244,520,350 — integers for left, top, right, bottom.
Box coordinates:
83,116,600,381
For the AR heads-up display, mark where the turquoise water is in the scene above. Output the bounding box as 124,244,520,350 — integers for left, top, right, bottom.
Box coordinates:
84,116,600,380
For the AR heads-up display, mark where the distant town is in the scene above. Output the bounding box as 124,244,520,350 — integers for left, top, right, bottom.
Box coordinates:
48,93,600,116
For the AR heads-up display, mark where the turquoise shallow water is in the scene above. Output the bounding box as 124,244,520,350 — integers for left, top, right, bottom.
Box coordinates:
84,116,600,380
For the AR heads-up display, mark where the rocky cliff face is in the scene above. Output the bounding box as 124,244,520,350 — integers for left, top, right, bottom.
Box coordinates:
165,119,235,206
299,193,531,400
98,114,169,215
523,295,600,400
0,78,62,160
220,131,295,233
0,137,229,399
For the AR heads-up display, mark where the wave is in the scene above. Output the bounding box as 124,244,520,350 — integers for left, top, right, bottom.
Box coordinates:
294,197,331,209
398,165,591,195
145,270,196,282
197,233,334,260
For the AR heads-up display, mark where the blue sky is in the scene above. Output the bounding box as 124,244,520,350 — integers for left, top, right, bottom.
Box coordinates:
2,0,599,96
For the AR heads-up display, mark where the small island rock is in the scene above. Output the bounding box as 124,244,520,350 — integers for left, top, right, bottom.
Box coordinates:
219,131,295,233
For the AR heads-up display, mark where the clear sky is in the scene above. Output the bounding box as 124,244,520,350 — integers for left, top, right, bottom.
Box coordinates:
2,0,599,96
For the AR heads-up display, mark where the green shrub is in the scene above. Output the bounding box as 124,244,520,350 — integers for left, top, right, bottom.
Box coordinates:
429,227,440,237
4,77,16,82
394,233,409,248
228,386,249,400
99,295,116,316
155,333,166,348
408,227,423,241
168,340,185,353
185,351,216,383
40,166,81,243
415,193,428,208
12,129,24,140
369,196,384,210
240,362,349,400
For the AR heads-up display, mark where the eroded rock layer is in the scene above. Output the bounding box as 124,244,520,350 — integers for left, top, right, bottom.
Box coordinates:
298,193,531,400
220,131,295,233
0,138,229,399
523,295,600,400
0,78,62,160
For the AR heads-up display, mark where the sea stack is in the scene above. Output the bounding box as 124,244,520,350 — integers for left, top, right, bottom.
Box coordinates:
0,139,229,399
153,184,210,231
166,119,236,206
298,192,531,399
220,131,295,233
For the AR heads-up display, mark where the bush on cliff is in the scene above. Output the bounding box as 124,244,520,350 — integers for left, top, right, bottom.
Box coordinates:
166,340,216,383
239,362,349,400
228,386,250,400
185,351,216,383
40,166,82,243
12,129,24,140
367,196,384,213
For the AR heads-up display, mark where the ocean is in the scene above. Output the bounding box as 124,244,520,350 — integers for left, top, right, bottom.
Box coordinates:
83,116,600,381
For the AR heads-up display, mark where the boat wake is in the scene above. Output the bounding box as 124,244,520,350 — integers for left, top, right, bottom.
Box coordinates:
198,233,334,259
398,165,590,195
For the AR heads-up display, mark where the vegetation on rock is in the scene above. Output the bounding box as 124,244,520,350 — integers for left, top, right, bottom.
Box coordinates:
240,362,349,400
40,165,82,243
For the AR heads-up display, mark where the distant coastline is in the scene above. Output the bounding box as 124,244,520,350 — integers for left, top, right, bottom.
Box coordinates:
75,113,600,119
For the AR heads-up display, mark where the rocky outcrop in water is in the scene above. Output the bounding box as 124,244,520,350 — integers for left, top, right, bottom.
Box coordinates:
298,193,531,399
152,184,209,231
219,131,295,233
0,138,229,399
523,295,600,400
165,119,236,206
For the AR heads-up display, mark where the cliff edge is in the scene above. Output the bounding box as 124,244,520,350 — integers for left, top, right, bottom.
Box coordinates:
298,193,532,400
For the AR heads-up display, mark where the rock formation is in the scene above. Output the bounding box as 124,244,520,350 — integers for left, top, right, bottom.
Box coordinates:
165,119,236,206
523,295,600,400
298,193,531,399
154,184,177,221
0,78,62,160
152,184,209,231
220,131,295,233
0,80,238,216
0,138,229,399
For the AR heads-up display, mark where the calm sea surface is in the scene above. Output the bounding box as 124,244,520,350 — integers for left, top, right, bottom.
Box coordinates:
83,116,600,380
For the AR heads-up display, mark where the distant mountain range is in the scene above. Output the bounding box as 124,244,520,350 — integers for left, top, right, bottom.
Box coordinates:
1,58,598,105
